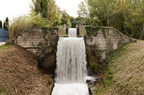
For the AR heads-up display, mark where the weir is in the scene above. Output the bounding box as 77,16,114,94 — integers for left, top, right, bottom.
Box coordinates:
52,28,89,95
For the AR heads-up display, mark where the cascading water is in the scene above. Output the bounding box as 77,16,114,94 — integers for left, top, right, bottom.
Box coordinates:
52,28,89,95
68,28,77,37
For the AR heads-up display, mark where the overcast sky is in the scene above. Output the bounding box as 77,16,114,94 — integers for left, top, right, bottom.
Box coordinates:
55,0,84,17
0,0,31,21
0,0,84,21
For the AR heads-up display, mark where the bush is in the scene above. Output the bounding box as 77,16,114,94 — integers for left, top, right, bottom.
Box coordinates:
9,15,32,38
9,11,49,39
3,17,9,30
29,11,49,27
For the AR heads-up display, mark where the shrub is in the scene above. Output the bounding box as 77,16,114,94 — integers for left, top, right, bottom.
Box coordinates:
9,15,32,38
9,11,49,39
3,17,9,30
29,11,49,27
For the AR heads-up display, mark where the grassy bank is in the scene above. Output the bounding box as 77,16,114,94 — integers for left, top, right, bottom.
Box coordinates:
97,40,144,95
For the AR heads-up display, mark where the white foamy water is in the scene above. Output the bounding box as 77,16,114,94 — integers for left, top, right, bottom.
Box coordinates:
68,28,77,37
52,83,89,95
52,28,89,95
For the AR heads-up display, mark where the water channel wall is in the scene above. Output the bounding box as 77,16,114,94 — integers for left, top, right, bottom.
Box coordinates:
10,25,136,74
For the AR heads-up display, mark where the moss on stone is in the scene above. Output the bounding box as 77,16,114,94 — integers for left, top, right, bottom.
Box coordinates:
41,27,58,32
85,26,100,36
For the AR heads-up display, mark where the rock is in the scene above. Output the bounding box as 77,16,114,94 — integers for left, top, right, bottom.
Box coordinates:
90,86,97,95
130,38,137,43
86,76,97,87
6,39,14,44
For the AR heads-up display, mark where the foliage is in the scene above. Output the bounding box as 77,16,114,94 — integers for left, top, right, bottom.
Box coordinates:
89,62,107,74
77,1,89,18
0,20,2,29
3,17,9,30
0,44,14,51
85,25,99,36
29,11,48,27
47,0,59,25
85,0,144,39
31,0,62,26
9,10,50,39
0,89,6,95
32,0,48,18
9,15,32,38
60,10,70,25
88,0,116,26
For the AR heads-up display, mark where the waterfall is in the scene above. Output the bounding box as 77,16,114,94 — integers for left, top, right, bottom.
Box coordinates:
68,28,77,37
52,28,89,95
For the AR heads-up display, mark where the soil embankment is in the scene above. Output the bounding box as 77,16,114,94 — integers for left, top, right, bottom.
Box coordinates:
0,45,53,95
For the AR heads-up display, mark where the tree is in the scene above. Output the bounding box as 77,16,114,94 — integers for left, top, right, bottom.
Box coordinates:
87,0,144,39
31,0,60,26
32,0,48,18
60,10,70,25
47,0,58,25
77,1,89,18
3,17,9,30
126,0,144,38
0,20,2,29
88,0,116,26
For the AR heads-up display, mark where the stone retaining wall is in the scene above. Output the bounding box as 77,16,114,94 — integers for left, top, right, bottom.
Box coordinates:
14,27,58,74
13,26,136,74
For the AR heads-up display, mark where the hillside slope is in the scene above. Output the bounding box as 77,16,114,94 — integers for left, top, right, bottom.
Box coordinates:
0,45,53,95
97,40,144,95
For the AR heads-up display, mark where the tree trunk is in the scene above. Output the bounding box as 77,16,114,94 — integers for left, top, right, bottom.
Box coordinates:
107,18,110,27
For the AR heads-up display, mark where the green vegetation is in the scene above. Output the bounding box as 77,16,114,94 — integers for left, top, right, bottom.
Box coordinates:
85,26,99,36
9,0,73,38
30,11,48,27
89,62,107,74
2,0,144,39
96,41,144,95
77,0,144,39
9,15,32,38
31,0,70,26
3,17,9,30
0,89,6,95
0,44,14,51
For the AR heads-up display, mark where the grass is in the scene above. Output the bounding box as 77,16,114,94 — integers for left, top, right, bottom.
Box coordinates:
0,44,14,51
0,89,6,95
96,40,144,95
